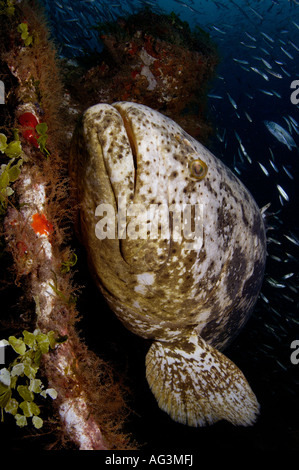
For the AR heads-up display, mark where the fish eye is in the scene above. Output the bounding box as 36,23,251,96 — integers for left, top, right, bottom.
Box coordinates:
189,159,208,180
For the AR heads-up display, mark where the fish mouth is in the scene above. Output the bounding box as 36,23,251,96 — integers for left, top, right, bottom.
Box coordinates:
114,105,138,173
109,103,172,271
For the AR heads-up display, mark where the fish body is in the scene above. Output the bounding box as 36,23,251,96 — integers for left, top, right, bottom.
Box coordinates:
258,162,269,176
212,25,226,34
264,120,297,150
227,92,238,109
250,67,269,80
267,70,283,79
233,58,249,64
288,115,298,127
260,58,272,69
277,184,289,201
207,94,223,99
259,89,274,96
241,41,256,49
280,46,294,59
261,32,274,43
249,7,264,20
70,102,267,427
245,31,256,41
245,112,252,122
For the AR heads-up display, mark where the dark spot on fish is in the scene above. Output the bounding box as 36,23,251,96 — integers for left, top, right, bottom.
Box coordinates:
200,301,223,344
216,203,236,238
204,178,217,198
201,304,245,350
188,252,197,264
225,247,247,299
170,336,196,354
219,306,247,349
240,203,249,227
242,258,266,302
209,260,215,270
251,212,266,242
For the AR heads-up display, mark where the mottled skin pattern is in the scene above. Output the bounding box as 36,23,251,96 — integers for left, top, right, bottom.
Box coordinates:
69,102,267,427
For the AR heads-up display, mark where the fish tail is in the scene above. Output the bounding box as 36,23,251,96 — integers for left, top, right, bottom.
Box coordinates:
145,331,259,427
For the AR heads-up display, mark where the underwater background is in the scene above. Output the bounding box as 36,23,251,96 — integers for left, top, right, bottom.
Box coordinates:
1,0,298,452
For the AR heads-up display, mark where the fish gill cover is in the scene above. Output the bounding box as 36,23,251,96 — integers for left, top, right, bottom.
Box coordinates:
0,0,299,453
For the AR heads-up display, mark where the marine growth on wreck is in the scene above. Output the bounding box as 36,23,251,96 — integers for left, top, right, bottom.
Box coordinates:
0,0,137,450
66,9,219,140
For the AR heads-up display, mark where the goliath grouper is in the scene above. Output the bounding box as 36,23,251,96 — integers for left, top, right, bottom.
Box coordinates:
69,102,267,427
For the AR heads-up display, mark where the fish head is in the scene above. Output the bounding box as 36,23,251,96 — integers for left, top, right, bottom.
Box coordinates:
70,101,211,272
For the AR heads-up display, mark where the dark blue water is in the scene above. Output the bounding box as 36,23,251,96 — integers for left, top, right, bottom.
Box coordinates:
42,0,299,452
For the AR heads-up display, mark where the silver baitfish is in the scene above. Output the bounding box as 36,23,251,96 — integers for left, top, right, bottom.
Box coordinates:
69,102,267,428
264,121,298,151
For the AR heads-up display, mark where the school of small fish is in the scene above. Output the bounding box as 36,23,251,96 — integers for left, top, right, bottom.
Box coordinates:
200,1,299,378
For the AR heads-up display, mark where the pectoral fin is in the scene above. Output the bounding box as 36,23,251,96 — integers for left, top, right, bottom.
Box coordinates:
145,332,259,427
